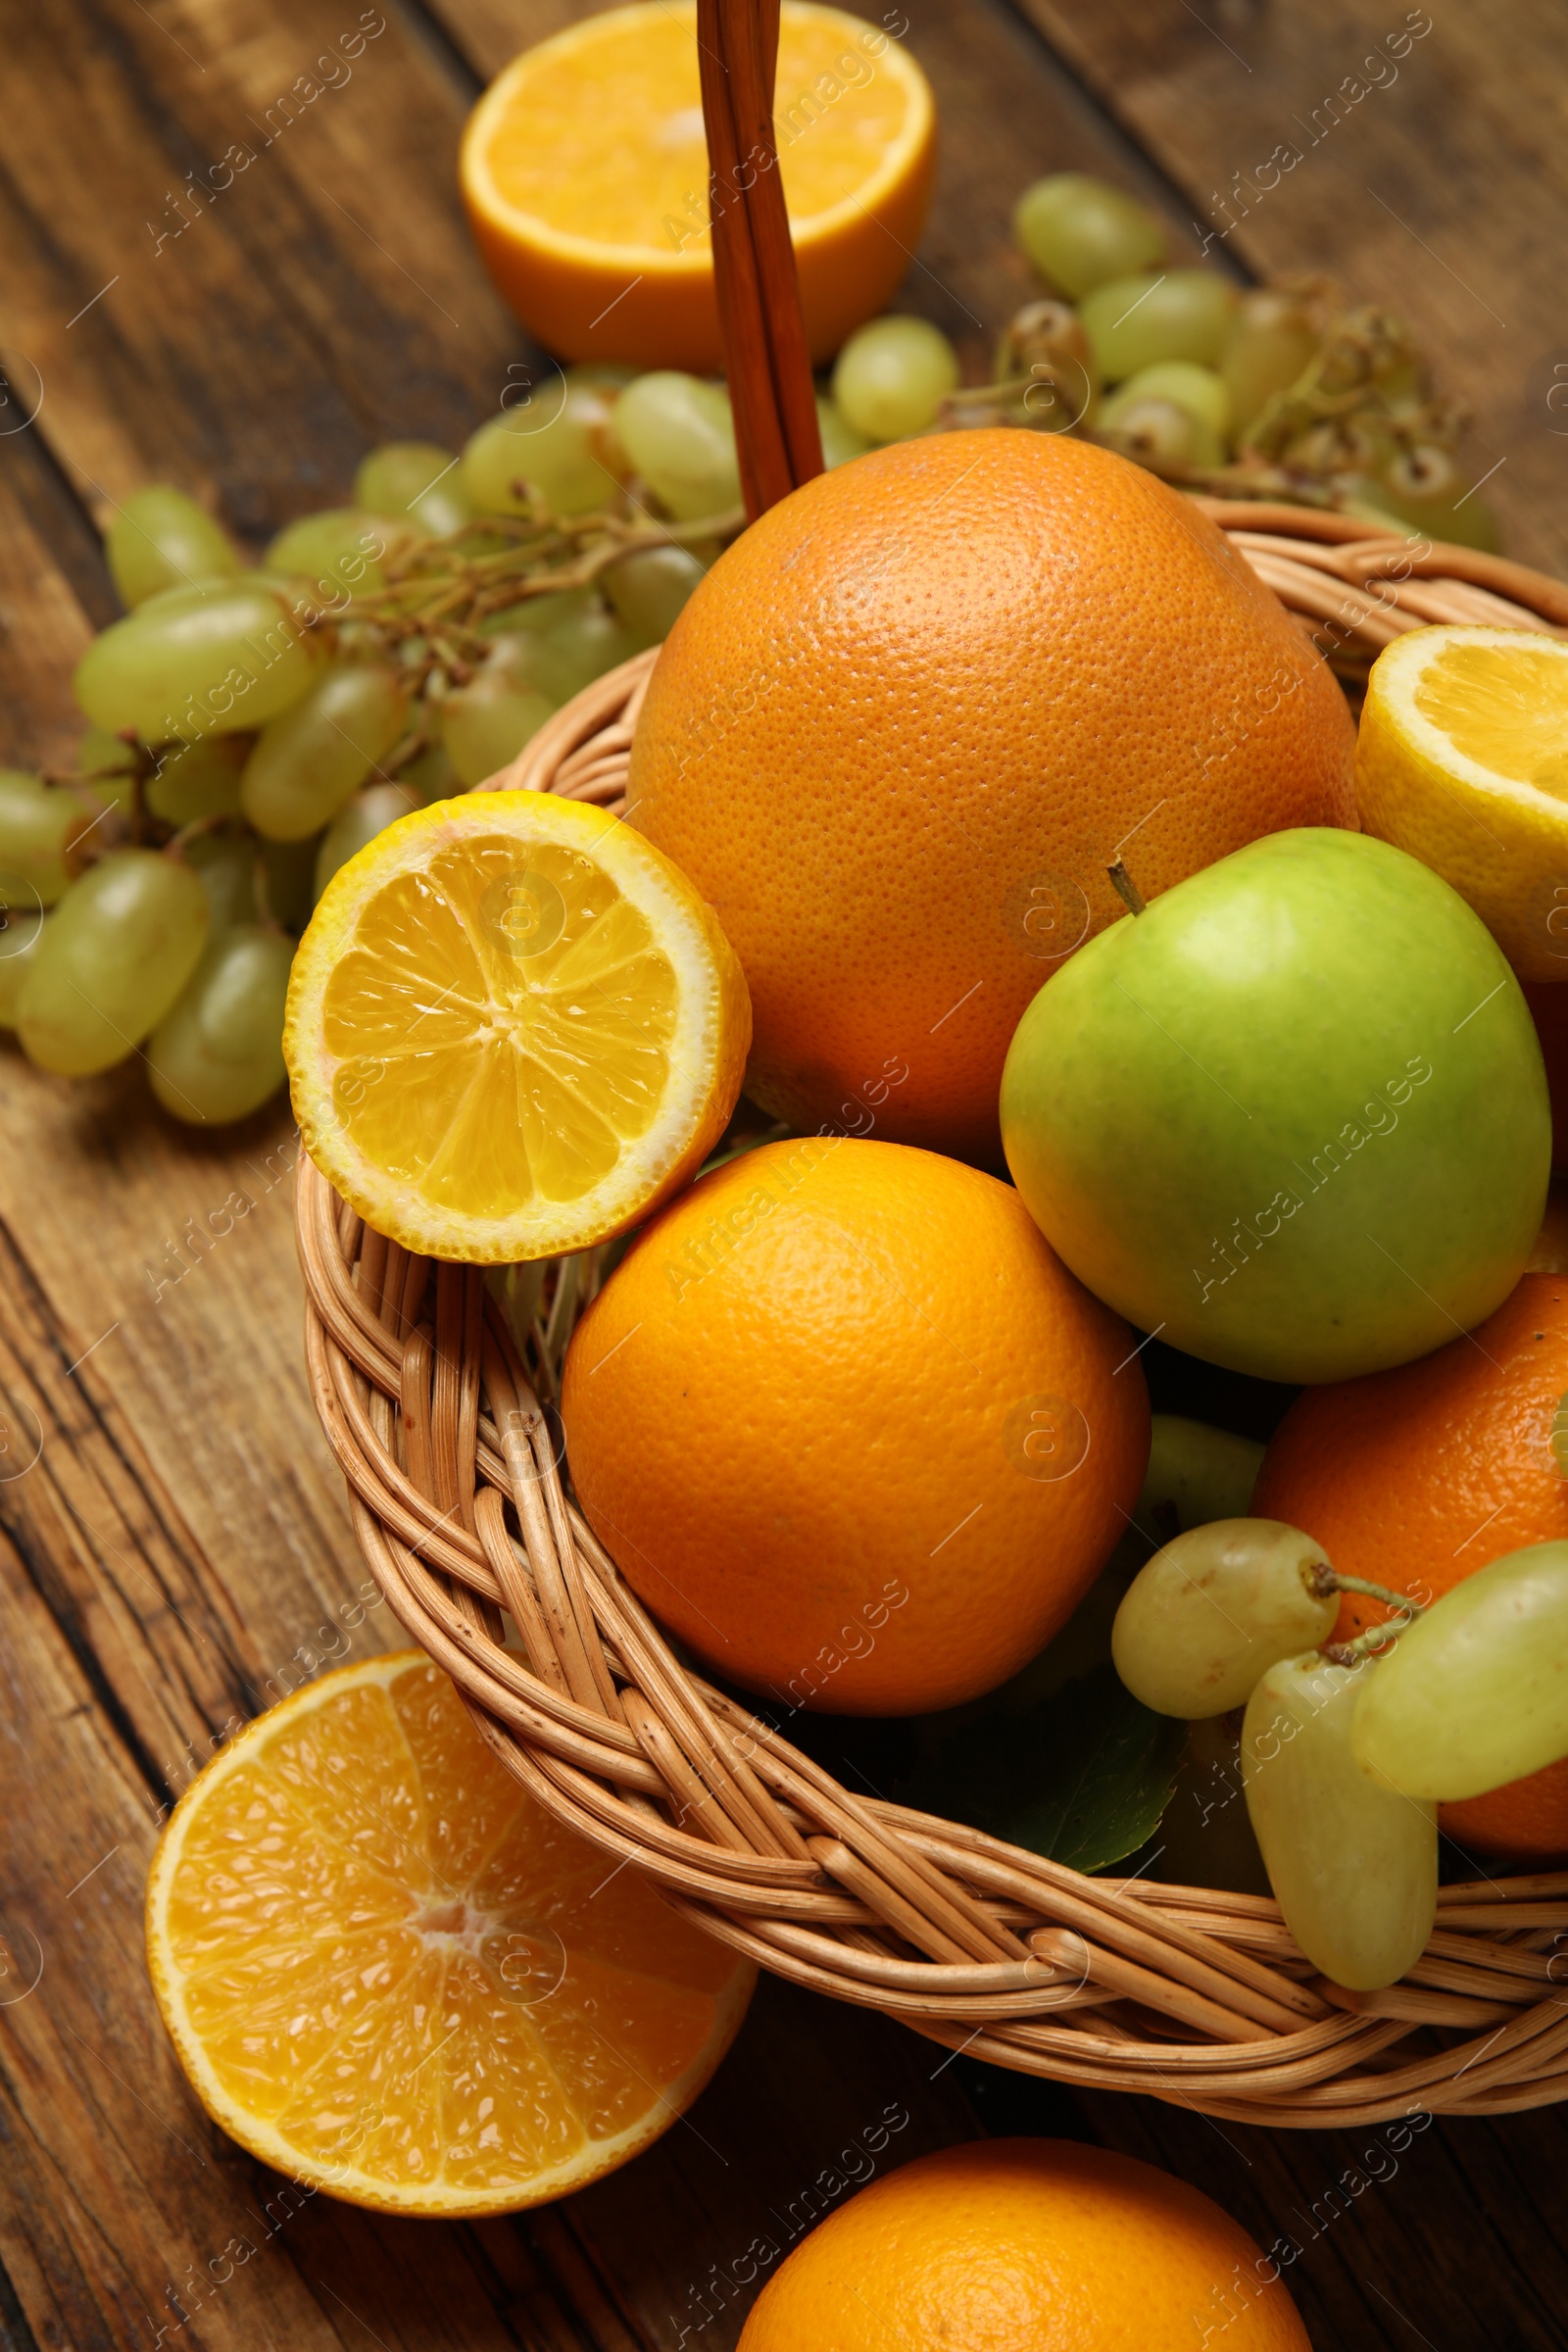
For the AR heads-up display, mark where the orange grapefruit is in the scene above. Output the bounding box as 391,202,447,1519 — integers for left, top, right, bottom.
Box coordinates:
628,428,1358,1161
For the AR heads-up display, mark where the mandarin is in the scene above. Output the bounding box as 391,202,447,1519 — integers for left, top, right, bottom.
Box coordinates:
560,1138,1149,1715
1253,1264,1568,1858
628,428,1356,1161
736,2138,1310,2351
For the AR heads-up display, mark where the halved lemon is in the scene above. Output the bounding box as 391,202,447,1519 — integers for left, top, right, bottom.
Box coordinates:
460,0,936,370
146,1653,755,2217
283,792,750,1261
1357,624,1568,980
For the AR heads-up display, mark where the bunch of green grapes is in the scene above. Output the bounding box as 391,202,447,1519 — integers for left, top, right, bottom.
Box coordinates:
1111,1518,1568,1989
1002,171,1499,546
824,170,1498,546
1,361,882,1127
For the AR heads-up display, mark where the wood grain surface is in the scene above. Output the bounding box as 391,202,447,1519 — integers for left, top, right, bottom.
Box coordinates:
1,2,1565,2346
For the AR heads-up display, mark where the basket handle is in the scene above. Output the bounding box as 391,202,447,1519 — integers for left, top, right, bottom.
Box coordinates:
697,0,824,518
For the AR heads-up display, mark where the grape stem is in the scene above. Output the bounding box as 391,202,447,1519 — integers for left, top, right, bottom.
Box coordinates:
1310,1564,1425,1665
1310,1563,1425,1617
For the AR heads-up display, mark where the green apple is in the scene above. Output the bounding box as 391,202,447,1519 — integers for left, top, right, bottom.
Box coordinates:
1000,828,1549,1383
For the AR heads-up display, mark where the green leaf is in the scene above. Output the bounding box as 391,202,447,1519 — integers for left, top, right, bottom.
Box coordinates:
901,1664,1186,1876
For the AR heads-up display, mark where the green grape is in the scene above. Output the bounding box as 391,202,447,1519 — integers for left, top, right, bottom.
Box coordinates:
147,924,294,1125
602,546,709,648
258,835,319,932
483,586,598,641
832,317,960,444
240,663,408,842
440,655,557,788
1372,445,1501,554
462,368,629,518
145,734,250,826
1351,1540,1568,1799
0,906,48,1028
74,726,140,819
106,485,240,609
0,769,86,907
74,577,322,746
1102,360,1230,440
1221,290,1319,439
352,443,471,538
1080,269,1239,382
1133,1412,1265,1544
16,849,209,1075
1243,1652,1437,1988
816,394,872,468
315,781,422,898
395,738,458,804
1013,174,1166,302
1112,1519,1337,1717
265,509,396,601
472,625,586,709
534,600,639,699
185,829,261,929
1097,395,1223,473
611,373,743,519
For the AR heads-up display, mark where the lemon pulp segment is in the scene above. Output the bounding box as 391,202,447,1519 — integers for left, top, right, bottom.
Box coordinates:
150,1658,747,2210
482,3,915,244
1413,640,1568,797
320,836,678,1214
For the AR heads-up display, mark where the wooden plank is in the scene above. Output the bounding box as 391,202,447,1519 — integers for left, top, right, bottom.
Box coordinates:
1011,0,1568,574
0,0,519,527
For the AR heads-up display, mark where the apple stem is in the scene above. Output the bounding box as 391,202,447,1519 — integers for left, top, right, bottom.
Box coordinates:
1107,859,1146,916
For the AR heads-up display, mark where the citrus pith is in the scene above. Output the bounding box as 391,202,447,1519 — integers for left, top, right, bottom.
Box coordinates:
628,428,1357,1161
145,1653,754,2215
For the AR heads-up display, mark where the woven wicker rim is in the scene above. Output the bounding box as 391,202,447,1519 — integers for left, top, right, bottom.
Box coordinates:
299,505,1568,2124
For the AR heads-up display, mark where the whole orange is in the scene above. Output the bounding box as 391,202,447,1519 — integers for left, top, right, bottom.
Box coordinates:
736,2138,1311,2351
628,429,1357,1161
560,1138,1149,1714
1253,1262,1568,1858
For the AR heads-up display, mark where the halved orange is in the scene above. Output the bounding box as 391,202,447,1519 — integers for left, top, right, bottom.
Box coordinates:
145,1652,755,2216
283,792,750,1263
461,1,936,369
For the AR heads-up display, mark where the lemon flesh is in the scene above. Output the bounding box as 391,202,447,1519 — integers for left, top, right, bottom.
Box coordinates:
1356,624,1568,979
285,793,750,1260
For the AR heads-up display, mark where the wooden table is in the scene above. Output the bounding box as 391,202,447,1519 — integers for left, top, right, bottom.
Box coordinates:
3,2,1568,2344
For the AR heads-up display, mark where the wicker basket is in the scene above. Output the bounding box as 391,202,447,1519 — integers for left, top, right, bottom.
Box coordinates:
297,0,1568,2122
295,494,1568,2125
